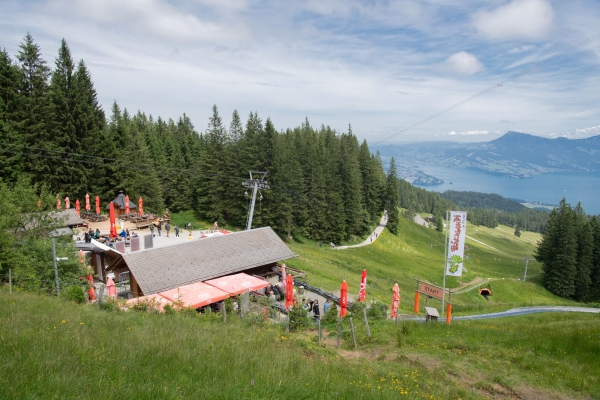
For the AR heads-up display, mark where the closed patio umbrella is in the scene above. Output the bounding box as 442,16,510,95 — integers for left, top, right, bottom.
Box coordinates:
138,197,143,215
107,277,117,299
75,199,81,216
125,195,130,214
56,196,61,210
109,201,117,238
340,280,348,317
85,193,90,211
391,283,400,320
65,197,70,209
87,274,96,301
281,263,287,290
285,274,294,310
358,269,367,302
95,196,100,215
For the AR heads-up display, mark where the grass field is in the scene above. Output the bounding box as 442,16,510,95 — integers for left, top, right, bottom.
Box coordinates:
284,215,572,315
1,289,598,399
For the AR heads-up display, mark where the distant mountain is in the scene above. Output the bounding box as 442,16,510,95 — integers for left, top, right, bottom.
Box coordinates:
373,131,600,178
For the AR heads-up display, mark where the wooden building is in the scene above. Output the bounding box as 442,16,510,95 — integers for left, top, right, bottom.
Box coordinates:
104,227,296,297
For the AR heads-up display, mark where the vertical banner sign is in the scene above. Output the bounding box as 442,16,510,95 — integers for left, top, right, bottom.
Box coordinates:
446,211,467,276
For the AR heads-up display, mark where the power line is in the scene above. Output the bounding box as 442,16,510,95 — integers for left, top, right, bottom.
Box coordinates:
371,32,600,147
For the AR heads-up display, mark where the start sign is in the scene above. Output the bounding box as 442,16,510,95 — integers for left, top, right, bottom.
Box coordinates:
419,282,444,300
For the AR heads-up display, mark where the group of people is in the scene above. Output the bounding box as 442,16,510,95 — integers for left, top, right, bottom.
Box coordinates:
149,221,179,237
80,228,101,243
301,298,331,321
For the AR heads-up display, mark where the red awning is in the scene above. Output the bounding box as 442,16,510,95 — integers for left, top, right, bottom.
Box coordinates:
204,273,269,296
159,282,229,308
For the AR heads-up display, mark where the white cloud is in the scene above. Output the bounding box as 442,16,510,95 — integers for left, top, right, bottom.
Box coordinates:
445,51,484,75
508,45,535,54
474,0,555,41
448,130,490,136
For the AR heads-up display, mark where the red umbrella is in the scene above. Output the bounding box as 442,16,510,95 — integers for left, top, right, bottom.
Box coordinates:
138,197,144,215
125,195,130,214
65,197,70,209
340,280,348,317
358,269,367,302
107,277,117,299
285,274,294,310
95,196,100,215
391,283,400,320
37,199,41,208
75,199,81,216
56,196,61,210
109,201,117,238
281,263,287,290
87,274,96,301
85,193,90,211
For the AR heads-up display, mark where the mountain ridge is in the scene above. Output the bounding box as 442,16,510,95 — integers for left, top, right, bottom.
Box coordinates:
374,131,600,178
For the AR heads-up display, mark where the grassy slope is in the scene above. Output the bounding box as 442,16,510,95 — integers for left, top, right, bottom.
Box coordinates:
286,216,572,314
1,290,599,399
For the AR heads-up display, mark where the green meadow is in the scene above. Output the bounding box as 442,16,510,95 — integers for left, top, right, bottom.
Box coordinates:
2,214,598,399
1,289,598,399
286,216,572,314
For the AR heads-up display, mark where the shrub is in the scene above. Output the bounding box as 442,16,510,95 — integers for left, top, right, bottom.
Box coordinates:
366,302,388,320
288,305,310,331
99,297,122,312
61,285,86,304
321,304,339,324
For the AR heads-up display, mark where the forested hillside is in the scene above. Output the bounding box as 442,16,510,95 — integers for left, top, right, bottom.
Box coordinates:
0,35,388,243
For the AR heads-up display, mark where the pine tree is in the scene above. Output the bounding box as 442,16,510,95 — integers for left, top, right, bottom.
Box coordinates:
72,59,105,194
514,225,521,237
588,216,600,302
385,157,400,234
196,105,228,224
0,48,24,182
535,199,578,298
340,126,367,237
46,39,86,196
573,203,593,301
16,33,51,183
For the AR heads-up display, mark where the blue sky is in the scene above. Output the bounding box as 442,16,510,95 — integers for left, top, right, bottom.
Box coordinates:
1,0,599,143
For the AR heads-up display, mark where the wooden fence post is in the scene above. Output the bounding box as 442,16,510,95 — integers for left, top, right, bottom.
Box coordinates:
318,318,321,346
363,307,371,337
9,268,12,295
337,319,341,348
349,317,357,349
223,302,227,323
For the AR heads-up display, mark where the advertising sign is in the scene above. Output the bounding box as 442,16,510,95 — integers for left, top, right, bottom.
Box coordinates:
446,211,467,276
419,282,444,300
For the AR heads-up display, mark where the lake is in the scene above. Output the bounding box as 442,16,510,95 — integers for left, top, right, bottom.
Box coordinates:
412,165,600,215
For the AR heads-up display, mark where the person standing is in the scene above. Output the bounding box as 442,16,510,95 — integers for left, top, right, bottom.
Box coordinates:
174,225,180,237
165,222,171,237
149,223,155,237
157,221,162,236
323,299,330,314
312,300,320,321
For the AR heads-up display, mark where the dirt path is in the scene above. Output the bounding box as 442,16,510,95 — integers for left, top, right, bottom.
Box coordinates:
335,213,388,250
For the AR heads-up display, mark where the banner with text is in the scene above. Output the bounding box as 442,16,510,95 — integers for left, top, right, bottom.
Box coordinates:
446,211,467,276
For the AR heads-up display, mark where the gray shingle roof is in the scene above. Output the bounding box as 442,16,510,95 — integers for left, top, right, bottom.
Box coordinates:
24,208,84,230
120,227,296,295
106,192,137,210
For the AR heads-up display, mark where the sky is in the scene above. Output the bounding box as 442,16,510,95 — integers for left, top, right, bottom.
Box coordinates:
1,0,599,144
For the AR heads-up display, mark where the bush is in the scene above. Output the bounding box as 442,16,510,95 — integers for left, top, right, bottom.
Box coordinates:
61,285,86,304
321,304,339,324
366,302,388,320
99,297,121,312
288,305,310,331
